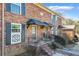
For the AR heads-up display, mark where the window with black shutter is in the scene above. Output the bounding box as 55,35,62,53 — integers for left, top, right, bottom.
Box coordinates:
6,23,25,45
6,3,26,16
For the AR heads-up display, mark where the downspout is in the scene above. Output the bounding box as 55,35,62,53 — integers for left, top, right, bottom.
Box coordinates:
2,3,4,56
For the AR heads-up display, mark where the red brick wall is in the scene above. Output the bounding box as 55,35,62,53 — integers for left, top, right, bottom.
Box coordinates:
4,4,27,55
26,3,51,23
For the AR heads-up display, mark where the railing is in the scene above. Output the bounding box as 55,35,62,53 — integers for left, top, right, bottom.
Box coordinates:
27,33,52,42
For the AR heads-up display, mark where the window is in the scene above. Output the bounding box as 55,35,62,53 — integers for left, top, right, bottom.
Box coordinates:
32,27,36,34
11,3,20,14
11,23,22,44
6,3,25,15
11,23,21,33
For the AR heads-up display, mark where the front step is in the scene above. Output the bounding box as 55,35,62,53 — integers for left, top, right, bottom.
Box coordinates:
40,44,54,56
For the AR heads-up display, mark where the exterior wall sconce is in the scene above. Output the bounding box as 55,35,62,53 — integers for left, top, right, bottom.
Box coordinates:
40,12,44,16
27,24,30,29
40,26,44,29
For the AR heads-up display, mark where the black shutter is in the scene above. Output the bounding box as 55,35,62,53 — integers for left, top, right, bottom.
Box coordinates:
6,23,11,45
6,3,11,12
21,24,25,42
21,3,25,16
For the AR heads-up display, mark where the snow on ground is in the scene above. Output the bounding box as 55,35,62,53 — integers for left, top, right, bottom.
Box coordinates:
53,52,68,56
73,42,79,50
53,53,66,56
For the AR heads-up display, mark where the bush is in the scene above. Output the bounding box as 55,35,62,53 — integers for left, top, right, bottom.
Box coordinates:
53,35,67,47
27,46,36,56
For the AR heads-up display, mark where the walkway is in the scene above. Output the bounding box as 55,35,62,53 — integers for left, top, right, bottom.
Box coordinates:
17,41,79,56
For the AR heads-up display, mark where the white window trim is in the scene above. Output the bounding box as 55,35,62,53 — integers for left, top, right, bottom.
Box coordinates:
11,23,22,44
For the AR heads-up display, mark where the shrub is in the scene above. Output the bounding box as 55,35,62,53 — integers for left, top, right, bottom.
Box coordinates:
53,35,67,47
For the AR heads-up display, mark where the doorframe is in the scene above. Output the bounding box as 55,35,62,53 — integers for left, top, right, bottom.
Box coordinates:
32,25,37,41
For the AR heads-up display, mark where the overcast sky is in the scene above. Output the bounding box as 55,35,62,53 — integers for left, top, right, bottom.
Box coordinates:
43,3,79,20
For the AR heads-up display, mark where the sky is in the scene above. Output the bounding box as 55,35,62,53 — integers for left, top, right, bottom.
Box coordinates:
43,3,79,20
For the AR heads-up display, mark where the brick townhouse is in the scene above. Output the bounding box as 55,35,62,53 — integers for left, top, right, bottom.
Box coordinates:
0,3,62,56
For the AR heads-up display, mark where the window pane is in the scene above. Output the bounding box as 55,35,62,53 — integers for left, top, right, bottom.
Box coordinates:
32,27,36,34
11,24,21,32
11,4,20,14
12,29,20,32
12,24,20,29
12,3,20,6
32,27,36,39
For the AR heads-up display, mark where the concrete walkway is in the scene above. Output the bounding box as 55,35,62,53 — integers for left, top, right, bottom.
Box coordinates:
18,42,79,56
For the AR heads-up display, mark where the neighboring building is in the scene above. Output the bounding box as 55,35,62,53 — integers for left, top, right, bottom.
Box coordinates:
2,3,57,56
0,3,2,56
60,25,75,41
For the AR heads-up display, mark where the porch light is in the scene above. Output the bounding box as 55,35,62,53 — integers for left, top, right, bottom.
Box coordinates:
27,24,30,29
40,12,44,16
40,26,44,29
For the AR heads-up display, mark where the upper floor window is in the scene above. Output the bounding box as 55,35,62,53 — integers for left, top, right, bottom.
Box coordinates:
6,3,25,16
51,15,57,25
11,3,20,14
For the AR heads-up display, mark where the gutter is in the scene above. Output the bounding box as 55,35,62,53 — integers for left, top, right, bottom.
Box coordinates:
2,3,4,56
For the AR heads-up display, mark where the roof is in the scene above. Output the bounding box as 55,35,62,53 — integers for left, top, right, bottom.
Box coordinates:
61,25,75,30
33,3,61,16
27,19,42,25
26,19,49,27
43,22,49,27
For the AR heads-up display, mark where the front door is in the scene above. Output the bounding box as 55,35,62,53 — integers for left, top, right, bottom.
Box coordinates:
32,26,37,41
43,27,48,41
